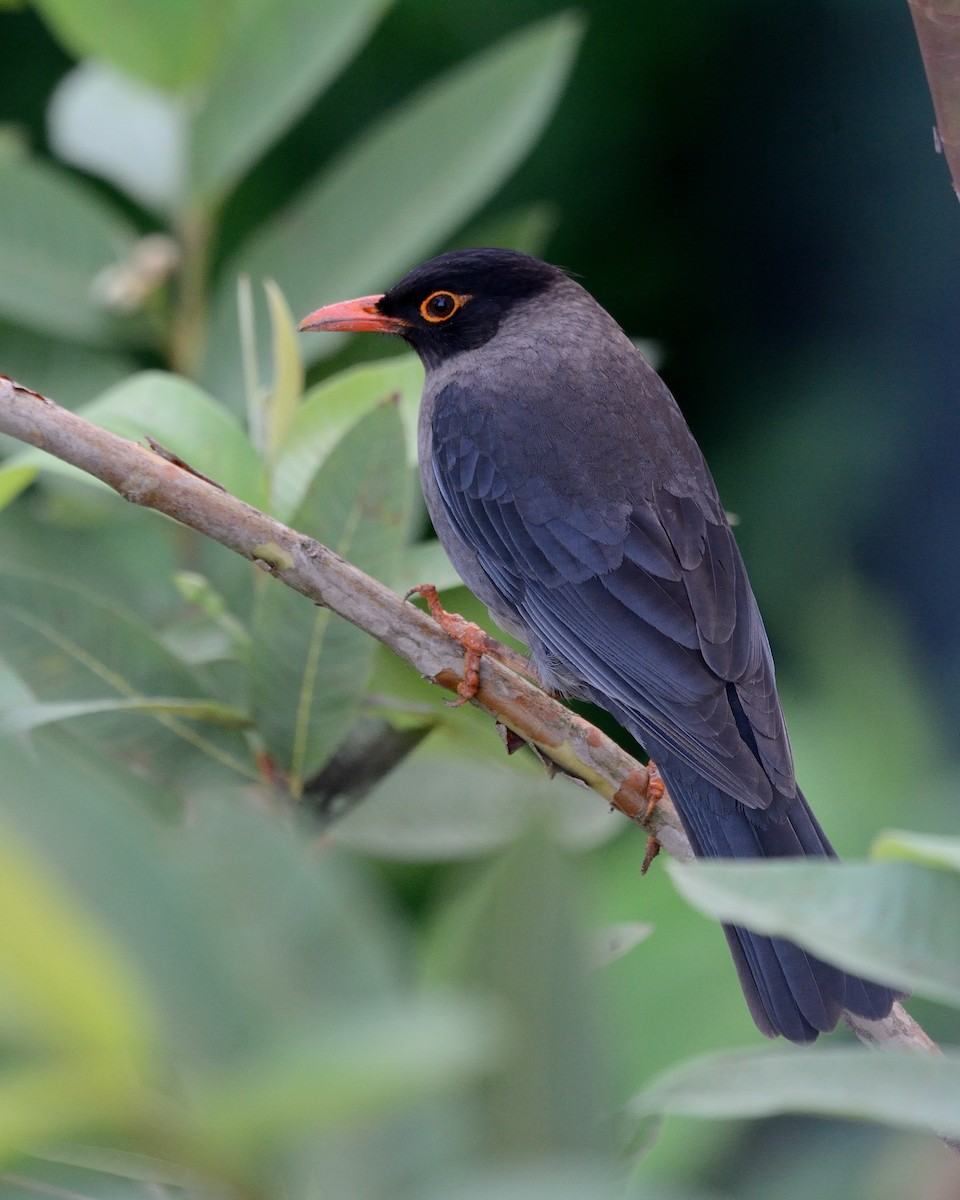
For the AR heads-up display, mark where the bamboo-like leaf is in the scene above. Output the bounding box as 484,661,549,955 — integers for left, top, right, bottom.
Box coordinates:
261,280,305,465
334,738,620,860
0,738,264,1066
249,403,411,790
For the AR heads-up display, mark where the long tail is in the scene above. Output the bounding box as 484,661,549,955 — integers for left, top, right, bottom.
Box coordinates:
652,753,900,1042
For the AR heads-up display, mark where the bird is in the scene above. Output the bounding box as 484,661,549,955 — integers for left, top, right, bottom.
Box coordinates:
299,247,899,1042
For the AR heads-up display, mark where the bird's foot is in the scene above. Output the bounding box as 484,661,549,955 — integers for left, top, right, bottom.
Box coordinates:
643,759,665,822
405,583,499,706
639,761,665,875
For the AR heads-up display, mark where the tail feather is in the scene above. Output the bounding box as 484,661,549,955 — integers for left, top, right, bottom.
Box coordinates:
652,752,900,1041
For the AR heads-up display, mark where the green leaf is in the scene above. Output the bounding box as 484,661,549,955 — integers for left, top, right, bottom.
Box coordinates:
0,739,264,1067
590,922,654,971
28,1144,205,1189
190,998,501,1160
0,568,256,781
423,832,608,1157
633,1046,960,1137
0,1062,147,1164
0,372,268,513
667,858,960,1007
201,13,583,396
0,696,251,735
83,372,268,506
48,62,187,214
272,353,422,517
399,537,464,594
335,731,621,860
0,157,137,344
33,0,226,92
0,462,38,511
188,0,390,204
421,1163,632,1200
0,319,135,409
249,403,411,791
0,818,150,1057
873,829,960,872
261,280,305,464
454,200,561,258
169,570,250,664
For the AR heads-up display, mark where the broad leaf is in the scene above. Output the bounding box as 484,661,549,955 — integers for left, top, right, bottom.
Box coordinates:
249,403,411,791
0,736,237,1070
454,200,560,258
335,731,621,860
189,999,501,1161
0,158,137,344
33,0,225,92
0,816,150,1058
421,1163,633,1200
0,319,134,409
272,353,422,517
201,14,583,397
0,569,255,782
47,62,187,213
0,696,250,735
82,372,268,506
873,829,960,872
633,1046,960,1137
0,372,268,513
188,0,390,204
399,537,464,594
667,858,960,1007
423,832,608,1157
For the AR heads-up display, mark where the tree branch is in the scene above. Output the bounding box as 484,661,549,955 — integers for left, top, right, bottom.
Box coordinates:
0,374,943,1068
909,0,960,200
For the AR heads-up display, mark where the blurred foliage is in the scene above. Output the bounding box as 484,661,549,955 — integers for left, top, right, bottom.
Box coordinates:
1,1,960,1198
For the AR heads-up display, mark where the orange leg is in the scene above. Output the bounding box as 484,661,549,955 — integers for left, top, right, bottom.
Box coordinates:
640,760,665,875
405,583,501,706
643,759,665,821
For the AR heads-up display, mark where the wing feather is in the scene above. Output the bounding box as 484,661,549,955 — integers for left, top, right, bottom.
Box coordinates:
430,385,795,808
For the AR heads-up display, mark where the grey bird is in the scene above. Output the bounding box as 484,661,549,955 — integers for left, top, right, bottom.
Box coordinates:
299,247,898,1041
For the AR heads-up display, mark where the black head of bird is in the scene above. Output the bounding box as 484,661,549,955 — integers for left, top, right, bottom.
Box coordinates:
300,247,900,1042
299,247,565,367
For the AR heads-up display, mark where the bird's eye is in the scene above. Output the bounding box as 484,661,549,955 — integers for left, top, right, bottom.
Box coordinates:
420,290,463,323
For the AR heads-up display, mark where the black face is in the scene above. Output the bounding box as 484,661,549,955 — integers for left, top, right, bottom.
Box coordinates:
375,247,562,368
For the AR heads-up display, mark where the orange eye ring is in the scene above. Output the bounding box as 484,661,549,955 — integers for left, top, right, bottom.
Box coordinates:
420,290,466,323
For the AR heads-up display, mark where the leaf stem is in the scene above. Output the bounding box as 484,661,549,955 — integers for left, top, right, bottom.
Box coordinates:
169,206,215,378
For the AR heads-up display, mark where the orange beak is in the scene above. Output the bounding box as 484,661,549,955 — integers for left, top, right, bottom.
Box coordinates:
297,294,409,335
